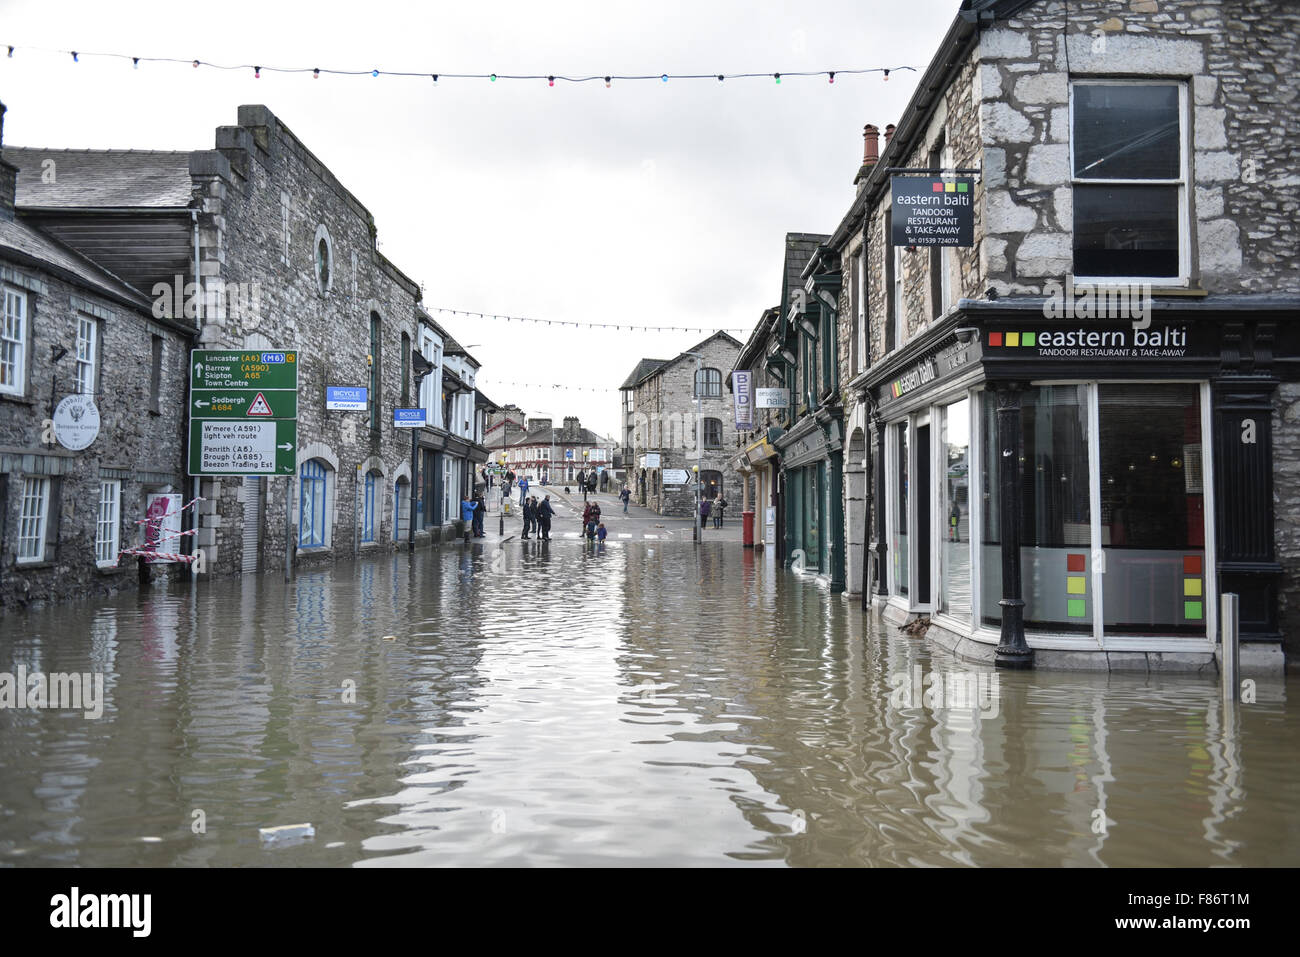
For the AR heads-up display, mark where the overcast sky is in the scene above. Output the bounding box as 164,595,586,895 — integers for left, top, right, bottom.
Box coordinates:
1,0,958,438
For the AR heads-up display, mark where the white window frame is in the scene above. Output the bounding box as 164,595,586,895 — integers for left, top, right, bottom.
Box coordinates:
1,287,27,396
1068,79,1191,287
76,314,99,395
18,476,50,563
96,479,121,566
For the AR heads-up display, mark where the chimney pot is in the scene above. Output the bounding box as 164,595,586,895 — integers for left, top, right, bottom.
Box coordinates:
884,123,897,147
862,124,880,167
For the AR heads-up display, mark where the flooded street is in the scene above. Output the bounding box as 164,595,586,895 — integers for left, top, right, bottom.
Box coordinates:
1,541,1297,867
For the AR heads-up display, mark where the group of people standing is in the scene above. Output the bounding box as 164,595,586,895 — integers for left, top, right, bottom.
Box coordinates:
521,495,555,540
582,500,606,542
460,489,487,538
699,493,728,529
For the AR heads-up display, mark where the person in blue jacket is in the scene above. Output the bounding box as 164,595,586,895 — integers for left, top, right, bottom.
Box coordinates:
460,496,478,542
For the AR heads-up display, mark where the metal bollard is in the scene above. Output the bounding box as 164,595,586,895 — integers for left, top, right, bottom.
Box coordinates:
1220,592,1239,704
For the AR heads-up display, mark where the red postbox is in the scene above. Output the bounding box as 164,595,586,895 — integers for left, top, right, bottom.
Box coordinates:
742,510,755,548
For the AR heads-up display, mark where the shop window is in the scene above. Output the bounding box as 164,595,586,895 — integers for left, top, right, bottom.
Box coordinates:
299,459,331,548
1,287,27,396
1098,384,1204,634
95,479,121,566
1071,81,1186,280
18,475,50,562
892,421,909,597
939,398,971,621
694,367,722,398
981,386,1092,632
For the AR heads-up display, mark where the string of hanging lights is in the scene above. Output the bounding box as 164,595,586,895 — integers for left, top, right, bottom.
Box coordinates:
2,42,915,87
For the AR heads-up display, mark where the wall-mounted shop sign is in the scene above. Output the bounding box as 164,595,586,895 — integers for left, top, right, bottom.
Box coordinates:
782,428,829,469
890,175,975,247
982,319,1216,361
877,336,981,409
326,386,367,411
755,388,790,409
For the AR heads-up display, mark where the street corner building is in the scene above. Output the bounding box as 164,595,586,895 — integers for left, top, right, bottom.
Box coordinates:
0,103,192,608
816,0,1300,672
620,331,743,517
0,103,494,598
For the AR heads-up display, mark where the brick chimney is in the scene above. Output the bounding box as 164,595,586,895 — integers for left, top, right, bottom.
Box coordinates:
854,123,880,190
884,123,897,148
562,416,580,437
0,102,17,222
529,417,552,434
862,124,880,166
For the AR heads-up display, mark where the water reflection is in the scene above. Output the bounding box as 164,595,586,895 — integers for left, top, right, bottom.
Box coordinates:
0,542,1296,866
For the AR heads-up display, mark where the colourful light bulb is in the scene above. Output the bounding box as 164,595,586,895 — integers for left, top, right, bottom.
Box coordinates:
548,76,554,86
661,74,668,82
883,69,890,81
774,73,781,83
604,76,611,87
371,69,379,77
133,57,139,69
490,74,497,82
192,59,199,68
717,74,724,81
71,51,78,62
828,72,835,83
313,68,320,79
254,66,261,78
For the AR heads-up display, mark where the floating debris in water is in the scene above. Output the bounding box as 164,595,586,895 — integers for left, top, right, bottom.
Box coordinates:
259,823,315,844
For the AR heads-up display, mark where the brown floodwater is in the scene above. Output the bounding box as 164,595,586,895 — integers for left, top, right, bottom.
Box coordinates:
0,541,1296,866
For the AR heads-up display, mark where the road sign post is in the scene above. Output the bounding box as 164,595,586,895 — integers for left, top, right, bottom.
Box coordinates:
188,350,301,580
188,351,299,477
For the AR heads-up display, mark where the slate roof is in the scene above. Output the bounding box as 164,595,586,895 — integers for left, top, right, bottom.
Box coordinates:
0,216,153,311
619,357,670,391
782,233,829,311
3,148,194,209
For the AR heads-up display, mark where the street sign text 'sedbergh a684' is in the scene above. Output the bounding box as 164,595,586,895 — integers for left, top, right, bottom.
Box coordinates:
188,350,299,475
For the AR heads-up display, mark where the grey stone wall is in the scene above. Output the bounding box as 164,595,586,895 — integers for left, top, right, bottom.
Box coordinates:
631,334,742,516
979,0,1299,296
189,106,422,578
1273,382,1300,653
0,266,188,609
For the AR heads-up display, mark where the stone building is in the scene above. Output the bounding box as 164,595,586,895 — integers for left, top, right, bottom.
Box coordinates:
4,104,493,579
0,103,193,608
824,0,1299,670
622,332,743,517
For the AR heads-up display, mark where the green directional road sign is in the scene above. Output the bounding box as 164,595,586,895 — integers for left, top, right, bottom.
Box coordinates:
191,350,299,390
189,349,300,476
188,419,297,475
192,388,299,420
